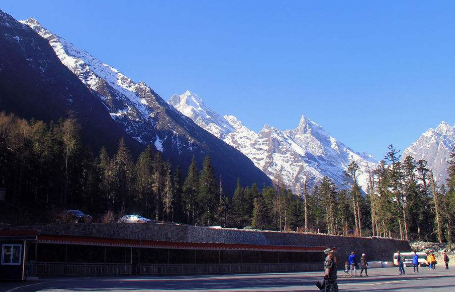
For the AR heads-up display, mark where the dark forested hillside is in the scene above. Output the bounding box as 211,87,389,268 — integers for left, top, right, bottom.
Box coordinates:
0,10,143,156
0,10,271,196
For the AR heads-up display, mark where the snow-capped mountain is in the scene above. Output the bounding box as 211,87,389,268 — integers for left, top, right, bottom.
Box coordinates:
403,121,455,183
169,91,377,192
22,18,163,145
0,10,144,155
169,91,234,140
4,13,271,195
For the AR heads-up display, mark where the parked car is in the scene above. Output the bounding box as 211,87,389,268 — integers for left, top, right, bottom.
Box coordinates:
118,215,152,223
65,210,92,223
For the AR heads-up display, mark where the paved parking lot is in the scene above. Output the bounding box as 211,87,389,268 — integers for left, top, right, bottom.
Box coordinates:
1,267,454,292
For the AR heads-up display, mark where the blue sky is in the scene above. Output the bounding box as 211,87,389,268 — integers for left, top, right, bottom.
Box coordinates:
2,1,455,160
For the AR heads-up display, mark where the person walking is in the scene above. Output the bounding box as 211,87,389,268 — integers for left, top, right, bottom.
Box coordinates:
344,262,350,278
360,253,368,277
323,248,339,292
348,251,357,277
412,251,419,273
397,251,405,275
430,253,436,270
444,251,450,269
427,252,432,270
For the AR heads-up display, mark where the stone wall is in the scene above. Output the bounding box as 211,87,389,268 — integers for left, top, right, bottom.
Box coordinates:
6,223,410,263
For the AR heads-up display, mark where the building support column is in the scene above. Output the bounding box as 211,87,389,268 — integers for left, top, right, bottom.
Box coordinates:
65,245,68,262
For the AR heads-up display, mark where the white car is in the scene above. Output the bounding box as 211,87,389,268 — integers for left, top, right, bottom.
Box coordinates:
118,215,152,223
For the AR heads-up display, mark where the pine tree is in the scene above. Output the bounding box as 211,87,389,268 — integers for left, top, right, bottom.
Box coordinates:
215,175,229,226
336,189,352,236
173,166,184,223
308,184,324,233
252,196,269,230
112,138,135,212
416,159,433,240
346,161,362,236
135,146,154,216
61,118,81,208
152,152,164,221
402,156,425,240
262,187,277,230
183,157,198,224
232,179,247,228
163,161,174,221
319,177,337,234
366,167,378,236
446,148,455,242
375,160,395,237
385,144,407,240
98,147,113,210
430,170,444,243
198,156,218,225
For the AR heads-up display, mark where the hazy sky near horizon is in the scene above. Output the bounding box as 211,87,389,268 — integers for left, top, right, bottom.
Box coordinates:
2,1,455,160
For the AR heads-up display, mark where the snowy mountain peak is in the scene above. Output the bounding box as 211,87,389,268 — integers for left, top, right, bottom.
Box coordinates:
435,121,455,136
296,115,320,133
170,90,206,114
168,91,234,139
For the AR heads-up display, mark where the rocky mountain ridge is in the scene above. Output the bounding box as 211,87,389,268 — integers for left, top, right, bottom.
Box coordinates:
169,91,377,192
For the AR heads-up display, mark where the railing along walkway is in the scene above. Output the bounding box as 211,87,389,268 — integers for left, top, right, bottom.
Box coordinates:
28,262,321,277
138,262,321,275
28,262,132,276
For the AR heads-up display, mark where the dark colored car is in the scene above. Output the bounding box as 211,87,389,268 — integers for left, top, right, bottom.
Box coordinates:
65,210,92,223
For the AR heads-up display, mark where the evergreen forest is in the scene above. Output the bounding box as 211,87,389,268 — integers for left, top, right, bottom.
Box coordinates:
1,113,455,243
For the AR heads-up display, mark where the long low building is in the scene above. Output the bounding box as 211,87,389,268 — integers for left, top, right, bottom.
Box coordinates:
0,223,410,279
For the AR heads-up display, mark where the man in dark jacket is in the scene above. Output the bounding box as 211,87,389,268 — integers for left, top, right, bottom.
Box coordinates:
360,253,368,277
323,248,339,292
444,251,450,269
397,251,405,275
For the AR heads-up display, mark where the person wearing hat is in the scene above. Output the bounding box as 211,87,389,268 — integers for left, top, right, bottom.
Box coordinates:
323,248,339,292
443,251,450,269
360,253,368,277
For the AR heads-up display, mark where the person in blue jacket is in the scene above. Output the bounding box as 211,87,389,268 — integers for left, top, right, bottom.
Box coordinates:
412,251,419,273
348,251,357,277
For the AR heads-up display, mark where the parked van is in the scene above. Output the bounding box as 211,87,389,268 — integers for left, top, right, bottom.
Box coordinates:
393,252,428,267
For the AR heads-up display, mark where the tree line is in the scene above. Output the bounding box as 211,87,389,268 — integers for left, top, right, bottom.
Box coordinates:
1,113,454,243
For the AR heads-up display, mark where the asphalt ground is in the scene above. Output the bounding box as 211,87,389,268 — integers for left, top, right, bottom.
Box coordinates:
1,266,453,292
